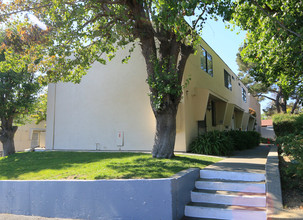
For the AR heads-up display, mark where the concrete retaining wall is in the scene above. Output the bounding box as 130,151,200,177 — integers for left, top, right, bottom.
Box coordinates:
0,168,199,220
266,145,283,217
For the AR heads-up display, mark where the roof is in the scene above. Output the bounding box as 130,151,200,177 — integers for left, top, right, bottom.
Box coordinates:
261,119,273,127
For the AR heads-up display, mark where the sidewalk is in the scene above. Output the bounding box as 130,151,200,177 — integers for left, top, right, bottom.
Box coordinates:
205,144,270,174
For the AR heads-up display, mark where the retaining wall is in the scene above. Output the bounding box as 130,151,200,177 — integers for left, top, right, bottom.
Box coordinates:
0,168,199,220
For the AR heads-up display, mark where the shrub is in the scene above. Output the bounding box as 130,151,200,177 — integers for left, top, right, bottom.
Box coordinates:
272,113,303,136
190,130,261,156
190,131,234,156
276,133,303,179
227,130,260,150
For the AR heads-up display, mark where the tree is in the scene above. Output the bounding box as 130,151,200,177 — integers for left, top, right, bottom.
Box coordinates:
0,24,48,156
32,93,47,125
1,0,233,158
233,1,303,114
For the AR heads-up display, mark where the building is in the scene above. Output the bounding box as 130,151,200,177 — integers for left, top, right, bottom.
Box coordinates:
261,119,275,139
0,121,46,154
46,39,261,152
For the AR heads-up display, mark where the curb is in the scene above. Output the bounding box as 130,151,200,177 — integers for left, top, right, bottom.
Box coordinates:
266,145,283,218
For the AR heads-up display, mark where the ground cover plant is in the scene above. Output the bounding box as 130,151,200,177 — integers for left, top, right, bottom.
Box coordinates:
0,152,221,180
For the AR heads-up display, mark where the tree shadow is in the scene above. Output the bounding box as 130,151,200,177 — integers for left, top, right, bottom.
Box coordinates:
0,151,142,179
101,155,217,179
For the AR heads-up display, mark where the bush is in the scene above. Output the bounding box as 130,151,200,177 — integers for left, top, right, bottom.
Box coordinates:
276,133,303,179
190,131,234,156
190,130,261,156
272,113,303,136
227,130,260,150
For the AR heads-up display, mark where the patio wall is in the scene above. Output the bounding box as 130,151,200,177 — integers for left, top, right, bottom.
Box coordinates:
0,168,199,220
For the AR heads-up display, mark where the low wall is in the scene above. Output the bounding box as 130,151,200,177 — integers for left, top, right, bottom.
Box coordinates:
0,168,199,220
266,145,283,217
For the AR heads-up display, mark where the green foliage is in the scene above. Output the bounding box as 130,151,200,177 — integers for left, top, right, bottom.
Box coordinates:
190,130,260,156
31,93,47,124
190,131,234,156
0,50,41,123
227,130,260,150
232,1,303,103
274,113,303,182
276,133,303,179
0,152,222,180
272,113,303,136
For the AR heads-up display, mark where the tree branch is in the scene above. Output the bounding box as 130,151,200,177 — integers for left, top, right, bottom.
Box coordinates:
251,0,302,38
0,3,52,18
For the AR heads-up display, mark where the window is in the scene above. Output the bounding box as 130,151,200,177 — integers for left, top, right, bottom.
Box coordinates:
224,70,232,91
242,88,247,102
201,47,213,76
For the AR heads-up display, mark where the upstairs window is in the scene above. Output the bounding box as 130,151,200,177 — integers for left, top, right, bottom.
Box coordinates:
242,88,247,102
201,47,213,76
224,70,232,91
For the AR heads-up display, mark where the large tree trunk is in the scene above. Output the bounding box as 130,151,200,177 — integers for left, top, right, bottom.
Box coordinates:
291,97,299,114
152,104,178,158
0,118,17,156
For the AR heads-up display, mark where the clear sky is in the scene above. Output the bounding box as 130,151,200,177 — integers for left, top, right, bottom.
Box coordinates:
201,18,246,74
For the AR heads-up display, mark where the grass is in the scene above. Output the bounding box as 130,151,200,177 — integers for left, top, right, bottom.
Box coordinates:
0,151,222,180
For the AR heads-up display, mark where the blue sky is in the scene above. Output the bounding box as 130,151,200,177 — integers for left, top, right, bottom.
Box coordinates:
201,18,246,74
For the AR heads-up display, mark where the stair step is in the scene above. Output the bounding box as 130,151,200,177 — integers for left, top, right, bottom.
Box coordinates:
195,178,266,193
182,216,224,220
185,202,266,220
191,189,266,207
200,169,265,182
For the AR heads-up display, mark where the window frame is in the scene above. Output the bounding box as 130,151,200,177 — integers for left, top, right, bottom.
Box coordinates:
224,70,232,91
201,47,213,77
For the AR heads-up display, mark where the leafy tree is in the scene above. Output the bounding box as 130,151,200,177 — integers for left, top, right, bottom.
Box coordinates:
0,0,233,158
0,24,48,156
32,93,47,125
233,1,303,114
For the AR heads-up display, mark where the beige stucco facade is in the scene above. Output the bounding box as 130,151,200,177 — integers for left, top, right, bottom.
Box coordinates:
46,39,261,152
0,121,46,153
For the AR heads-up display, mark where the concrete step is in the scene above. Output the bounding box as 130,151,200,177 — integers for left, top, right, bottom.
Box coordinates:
200,169,265,182
184,202,266,220
191,189,266,207
195,178,266,193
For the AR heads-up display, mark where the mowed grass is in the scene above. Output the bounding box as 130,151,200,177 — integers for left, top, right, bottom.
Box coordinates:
0,151,222,180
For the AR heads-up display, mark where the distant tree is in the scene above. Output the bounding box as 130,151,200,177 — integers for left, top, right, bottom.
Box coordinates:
0,24,48,156
31,93,47,125
233,1,303,114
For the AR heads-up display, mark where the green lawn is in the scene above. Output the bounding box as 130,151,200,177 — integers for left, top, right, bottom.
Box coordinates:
0,151,222,180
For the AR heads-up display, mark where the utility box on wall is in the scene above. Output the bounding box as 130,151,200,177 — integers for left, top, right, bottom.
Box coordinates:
116,131,124,147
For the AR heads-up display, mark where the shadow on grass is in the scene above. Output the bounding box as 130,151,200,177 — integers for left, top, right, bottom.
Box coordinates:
99,155,217,179
0,151,143,179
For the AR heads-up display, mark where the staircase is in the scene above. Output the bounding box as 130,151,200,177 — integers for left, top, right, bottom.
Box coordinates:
183,169,267,220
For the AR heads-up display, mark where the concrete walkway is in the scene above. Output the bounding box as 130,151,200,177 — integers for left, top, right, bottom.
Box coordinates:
205,144,270,174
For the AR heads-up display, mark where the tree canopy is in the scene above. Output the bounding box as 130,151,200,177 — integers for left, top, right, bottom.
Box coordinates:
232,0,303,101
0,23,48,156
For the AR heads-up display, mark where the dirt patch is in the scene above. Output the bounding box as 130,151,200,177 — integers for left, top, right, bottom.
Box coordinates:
279,155,303,210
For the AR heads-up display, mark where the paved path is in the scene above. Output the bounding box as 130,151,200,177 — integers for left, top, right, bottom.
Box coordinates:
205,144,270,174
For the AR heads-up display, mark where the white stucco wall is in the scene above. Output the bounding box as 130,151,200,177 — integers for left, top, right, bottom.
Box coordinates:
46,47,156,151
